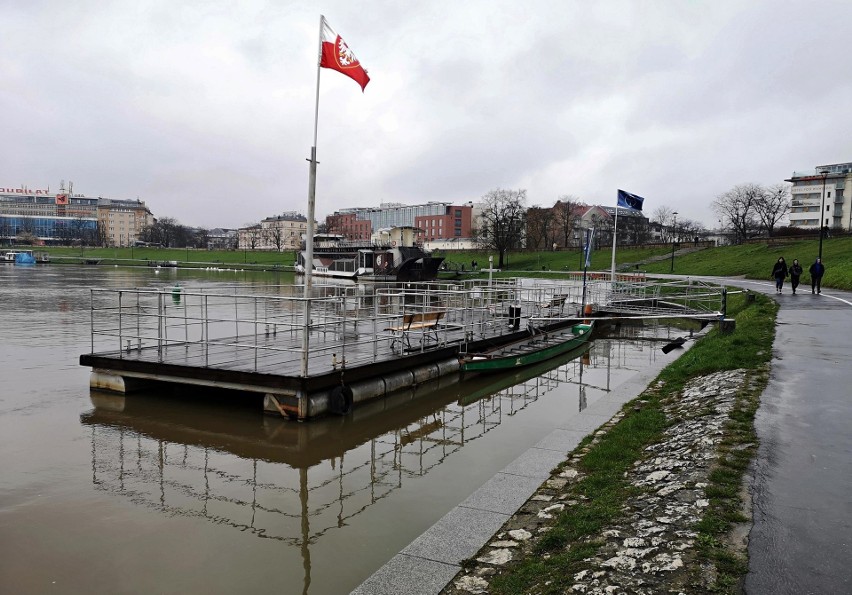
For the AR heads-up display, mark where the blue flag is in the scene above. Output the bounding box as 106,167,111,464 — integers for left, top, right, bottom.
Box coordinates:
617,189,645,211
583,228,595,268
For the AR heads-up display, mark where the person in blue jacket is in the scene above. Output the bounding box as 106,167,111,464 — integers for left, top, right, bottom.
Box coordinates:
809,257,826,294
771,257,788,294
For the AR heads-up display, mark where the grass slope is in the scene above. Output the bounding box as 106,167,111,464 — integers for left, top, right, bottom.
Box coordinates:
488,292,776,594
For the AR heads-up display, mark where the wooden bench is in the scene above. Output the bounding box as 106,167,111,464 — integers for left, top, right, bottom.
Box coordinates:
385,311,446,350
535,294,568,317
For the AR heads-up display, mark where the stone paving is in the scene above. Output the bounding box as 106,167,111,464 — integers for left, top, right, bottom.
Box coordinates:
443,369,748,594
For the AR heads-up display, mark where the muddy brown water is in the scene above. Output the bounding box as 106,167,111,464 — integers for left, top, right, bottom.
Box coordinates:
0,265,685,594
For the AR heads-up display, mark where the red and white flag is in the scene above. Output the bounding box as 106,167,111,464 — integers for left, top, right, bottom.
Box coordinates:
320,17,370,91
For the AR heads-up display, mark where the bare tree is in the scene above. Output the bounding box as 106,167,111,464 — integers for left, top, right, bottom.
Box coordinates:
525,206,554,250
244,224,263,250
96,220,109,246
587,211,613,250
194,228,210,249
475,188,527,268
651,205,677,242
712,184,762,244
553,195,581,248
267,226,285,252
754,183,791,237
675,218,705,243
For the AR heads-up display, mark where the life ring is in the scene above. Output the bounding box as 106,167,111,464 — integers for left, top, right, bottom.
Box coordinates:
329,385,353,415
391,240,397,246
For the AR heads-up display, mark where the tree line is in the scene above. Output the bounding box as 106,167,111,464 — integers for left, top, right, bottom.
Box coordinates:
712,183,791,244
474,189,707,268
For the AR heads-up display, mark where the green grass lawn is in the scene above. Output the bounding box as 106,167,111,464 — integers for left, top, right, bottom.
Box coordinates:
642,236,851,290
437,236,851,290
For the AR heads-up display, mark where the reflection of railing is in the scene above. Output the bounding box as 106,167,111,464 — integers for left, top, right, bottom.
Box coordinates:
84,340,613,550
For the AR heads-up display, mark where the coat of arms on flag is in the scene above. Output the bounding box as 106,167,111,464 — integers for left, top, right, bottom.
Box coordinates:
616,189,645,211
320,18,370,91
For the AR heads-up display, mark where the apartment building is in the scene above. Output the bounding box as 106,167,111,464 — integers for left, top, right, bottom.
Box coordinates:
787,162,852,232
97,198,155,247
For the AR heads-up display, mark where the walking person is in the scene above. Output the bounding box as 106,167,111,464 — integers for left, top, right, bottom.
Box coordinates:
789,259,803,294
809,257,826,294
771,257,788,294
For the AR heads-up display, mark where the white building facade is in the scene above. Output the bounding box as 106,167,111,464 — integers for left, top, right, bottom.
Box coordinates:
787,162,852,232
238,212,309,251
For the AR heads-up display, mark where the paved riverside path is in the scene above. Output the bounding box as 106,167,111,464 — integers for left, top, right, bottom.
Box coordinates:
352,276,852,595
733,279,852,594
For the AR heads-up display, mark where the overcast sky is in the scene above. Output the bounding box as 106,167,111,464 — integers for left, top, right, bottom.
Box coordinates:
3,0,851,229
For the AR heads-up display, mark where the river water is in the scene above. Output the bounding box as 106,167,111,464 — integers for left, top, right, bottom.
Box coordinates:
0,265,685,594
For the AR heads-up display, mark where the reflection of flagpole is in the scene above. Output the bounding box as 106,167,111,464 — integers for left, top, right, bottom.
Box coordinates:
300,467,312,595
302,15,324,377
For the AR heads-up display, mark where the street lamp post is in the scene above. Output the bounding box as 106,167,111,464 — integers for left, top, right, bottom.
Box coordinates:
819,170,829,259
670,212,678,273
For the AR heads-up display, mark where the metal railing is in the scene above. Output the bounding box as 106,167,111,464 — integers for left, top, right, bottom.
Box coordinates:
87,273,696,377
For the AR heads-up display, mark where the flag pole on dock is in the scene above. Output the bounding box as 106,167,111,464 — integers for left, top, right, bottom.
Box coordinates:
581,227,595,313
302,16,370,377
610,189,645,284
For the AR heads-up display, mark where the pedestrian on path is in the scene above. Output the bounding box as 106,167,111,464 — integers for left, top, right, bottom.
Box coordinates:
809,257,826,294
771,257,788,294
789,259,803,294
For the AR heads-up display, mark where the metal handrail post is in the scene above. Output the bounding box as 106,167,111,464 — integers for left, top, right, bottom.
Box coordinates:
373,290,379,361
184,292,189,345
204,295,209,367
342,293,347,366
90,289,94,354
157,291,164,357
136,292,141,350
118,290,123,354
301,297,311,377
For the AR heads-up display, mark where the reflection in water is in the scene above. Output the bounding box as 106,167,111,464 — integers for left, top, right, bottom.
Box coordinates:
0,265,688,594
80,340,626,592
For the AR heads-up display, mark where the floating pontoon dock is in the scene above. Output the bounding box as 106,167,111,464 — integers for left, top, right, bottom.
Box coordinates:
79,275,728,420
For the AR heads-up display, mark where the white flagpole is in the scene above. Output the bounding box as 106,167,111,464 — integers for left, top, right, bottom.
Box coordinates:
610,198,619,284
301,15,324,378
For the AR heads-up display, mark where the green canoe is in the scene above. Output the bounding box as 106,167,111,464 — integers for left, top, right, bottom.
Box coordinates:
460,322,594,372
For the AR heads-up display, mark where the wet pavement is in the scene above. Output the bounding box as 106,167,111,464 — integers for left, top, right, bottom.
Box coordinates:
733,280,852,594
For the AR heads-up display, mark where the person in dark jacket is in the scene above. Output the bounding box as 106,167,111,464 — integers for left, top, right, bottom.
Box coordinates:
789,259,803,294
809,257,826,294
771,257,788,294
